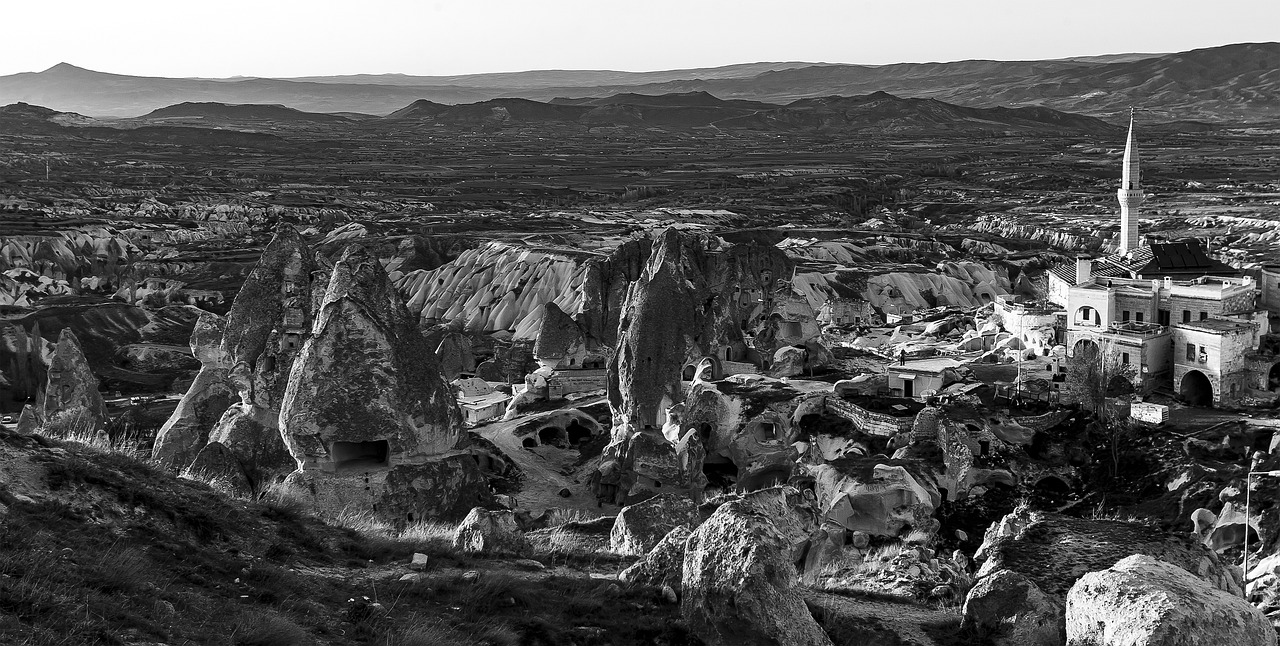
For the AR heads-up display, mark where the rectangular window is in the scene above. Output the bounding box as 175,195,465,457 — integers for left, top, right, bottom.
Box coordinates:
1186,343,1195,361
1183,310,1191,323
1136,312,1144,323
1199,311,1208,320
1158,309,1170,325
1121,352,1130,364
1122,310,1130,322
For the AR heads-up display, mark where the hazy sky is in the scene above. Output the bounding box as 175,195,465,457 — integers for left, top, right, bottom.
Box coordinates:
5,0,1278,77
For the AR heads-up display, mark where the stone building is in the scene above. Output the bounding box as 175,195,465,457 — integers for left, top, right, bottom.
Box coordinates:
1173,318,1264,406
993,295,1062,358
818,297,879,328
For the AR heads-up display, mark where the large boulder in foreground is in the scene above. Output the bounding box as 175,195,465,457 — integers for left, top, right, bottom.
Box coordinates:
620,525,691,591
962,569,1063,646
1066,555,1275,646
965,507,1243,645
611,492,699,556
451,507,531,556
681,487,831,646
974,508,1242,599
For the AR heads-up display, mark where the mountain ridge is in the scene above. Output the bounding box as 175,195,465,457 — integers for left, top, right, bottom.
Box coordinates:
2,43,1276,121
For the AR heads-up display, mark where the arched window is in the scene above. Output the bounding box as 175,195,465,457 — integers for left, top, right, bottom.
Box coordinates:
1075,306,1101,327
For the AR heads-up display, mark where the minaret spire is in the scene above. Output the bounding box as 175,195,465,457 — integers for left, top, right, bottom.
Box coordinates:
1117,107,1143,254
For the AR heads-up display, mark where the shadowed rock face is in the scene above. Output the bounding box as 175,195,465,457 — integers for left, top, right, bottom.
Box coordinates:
597,229,791,506
152,226,319,484
280,243,464,471
151,311,233,469
40,328,109,430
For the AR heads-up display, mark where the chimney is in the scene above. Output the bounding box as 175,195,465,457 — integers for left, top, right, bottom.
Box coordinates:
1163,277,1173,289
1075,257,1093,284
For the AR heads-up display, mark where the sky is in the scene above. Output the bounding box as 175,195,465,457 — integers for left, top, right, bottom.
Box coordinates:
4,0,1279,78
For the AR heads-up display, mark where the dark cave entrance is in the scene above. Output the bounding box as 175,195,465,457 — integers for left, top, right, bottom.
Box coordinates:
566,421,592,446
702,459,738,490
1269,362,1280,392
1180,370,1214,407
538,426,567,447
331,440,389,471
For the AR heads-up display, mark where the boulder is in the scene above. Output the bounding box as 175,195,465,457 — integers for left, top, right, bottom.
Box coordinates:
610,492,699,556
962,569,1063,646
15,405,38,435
973,507,1243,604
682,487,832,646
451,507,531,556
1066,555,1275,646
619,525,691,591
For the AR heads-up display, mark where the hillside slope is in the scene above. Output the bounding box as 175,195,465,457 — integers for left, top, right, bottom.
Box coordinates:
0,428,695,645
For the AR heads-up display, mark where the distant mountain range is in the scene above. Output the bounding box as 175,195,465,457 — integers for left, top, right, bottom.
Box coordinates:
2,89,1120,138
1,43,1276,121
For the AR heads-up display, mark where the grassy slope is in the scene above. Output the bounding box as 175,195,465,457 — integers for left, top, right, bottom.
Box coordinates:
0,430,697,646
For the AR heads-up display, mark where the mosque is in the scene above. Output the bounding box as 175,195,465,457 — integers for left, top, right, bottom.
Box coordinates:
1046,111,1279,407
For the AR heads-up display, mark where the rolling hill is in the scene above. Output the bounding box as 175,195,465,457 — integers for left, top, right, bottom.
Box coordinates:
1,43,1275,121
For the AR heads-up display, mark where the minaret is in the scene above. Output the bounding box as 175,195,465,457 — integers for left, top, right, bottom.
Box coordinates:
1117,108,1143,254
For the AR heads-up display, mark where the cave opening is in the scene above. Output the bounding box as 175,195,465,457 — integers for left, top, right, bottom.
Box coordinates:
331,440,389,471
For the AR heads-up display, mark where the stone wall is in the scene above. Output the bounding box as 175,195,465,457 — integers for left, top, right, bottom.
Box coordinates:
825,396,914,437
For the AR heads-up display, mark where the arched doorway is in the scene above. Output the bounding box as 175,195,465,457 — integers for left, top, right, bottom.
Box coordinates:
682,364,696,381
1105,375,1135,398
1072,338,1099,360
1180,370,1214,407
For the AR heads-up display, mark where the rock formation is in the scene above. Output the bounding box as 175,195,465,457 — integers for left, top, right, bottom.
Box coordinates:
278,244,487,520
610,493,699,556
962,569,1063,646
681,486,831,646
38,328,109,432
151,312,233,469
619,525,692,591
154,226,319,490
1066,555,1275,646
964,506,1244,645
452,507,532,556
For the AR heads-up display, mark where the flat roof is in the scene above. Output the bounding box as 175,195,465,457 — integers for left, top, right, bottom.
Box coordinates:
1176,319,1255,334
889,357,964,374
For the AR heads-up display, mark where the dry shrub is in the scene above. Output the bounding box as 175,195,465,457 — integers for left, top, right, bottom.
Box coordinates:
231,610,312,646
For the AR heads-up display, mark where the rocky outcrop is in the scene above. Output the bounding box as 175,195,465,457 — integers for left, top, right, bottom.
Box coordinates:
39,328,109,432
1066,555,1275,646
810,460,938,538
278,244,487,520
610,493,700,556
152,227,320,486
0,321,52,404
152,312,234,469
965,507,1245,646
451,507,532,556
281,244,464,468
973,508,1242,599
619,525,691,590
962,569,1063,646
682,486,831,646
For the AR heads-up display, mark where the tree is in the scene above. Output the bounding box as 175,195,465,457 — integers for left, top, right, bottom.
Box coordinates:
1066,336,1139,479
